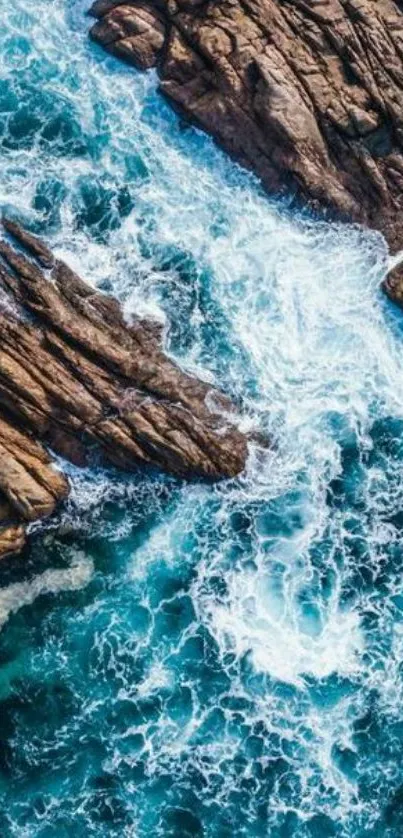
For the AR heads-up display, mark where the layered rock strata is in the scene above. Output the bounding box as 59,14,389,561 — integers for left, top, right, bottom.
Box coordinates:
0,219,247,557
89,0,403,296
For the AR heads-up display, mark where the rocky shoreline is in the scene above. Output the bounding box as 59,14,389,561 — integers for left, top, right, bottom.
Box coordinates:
0,220,247,559
89,0,403,297
4,0,403,558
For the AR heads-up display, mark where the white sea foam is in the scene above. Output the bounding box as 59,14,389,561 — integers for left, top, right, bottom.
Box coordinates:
388,249,403,272
209,569,364,686
0,549,93,629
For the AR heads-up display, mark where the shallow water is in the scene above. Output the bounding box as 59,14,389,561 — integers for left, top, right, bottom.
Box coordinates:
0,0,403,835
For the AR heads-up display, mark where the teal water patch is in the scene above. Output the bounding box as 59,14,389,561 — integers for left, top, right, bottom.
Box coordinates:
0,0,403,835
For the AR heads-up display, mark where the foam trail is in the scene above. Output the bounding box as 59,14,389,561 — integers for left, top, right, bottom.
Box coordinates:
0,550,93,629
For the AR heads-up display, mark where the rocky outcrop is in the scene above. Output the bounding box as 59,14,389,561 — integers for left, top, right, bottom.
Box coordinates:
89,0,403,294
0,219,247,558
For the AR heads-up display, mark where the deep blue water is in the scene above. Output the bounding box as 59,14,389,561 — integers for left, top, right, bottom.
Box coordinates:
1,0,403,835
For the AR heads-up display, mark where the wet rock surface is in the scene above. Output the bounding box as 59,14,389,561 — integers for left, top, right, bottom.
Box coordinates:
0,219,247,557
90,0,403,297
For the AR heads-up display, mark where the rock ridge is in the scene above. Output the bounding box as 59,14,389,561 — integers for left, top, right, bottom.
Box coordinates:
0,219,247,558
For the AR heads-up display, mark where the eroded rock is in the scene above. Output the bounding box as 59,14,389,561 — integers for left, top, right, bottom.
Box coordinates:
89,0,403,300
0,219,248,557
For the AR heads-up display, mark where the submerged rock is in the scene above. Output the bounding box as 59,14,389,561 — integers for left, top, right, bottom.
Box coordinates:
0,219,247,558
89,0,403,302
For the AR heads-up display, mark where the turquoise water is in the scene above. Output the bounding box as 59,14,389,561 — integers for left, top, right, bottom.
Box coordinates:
1,0,403,835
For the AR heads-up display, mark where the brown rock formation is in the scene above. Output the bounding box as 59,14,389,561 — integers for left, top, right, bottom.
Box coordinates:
0,219,247,558
89,0,403,296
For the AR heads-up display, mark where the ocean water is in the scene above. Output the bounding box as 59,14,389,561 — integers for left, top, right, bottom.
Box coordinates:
0,0,403,835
